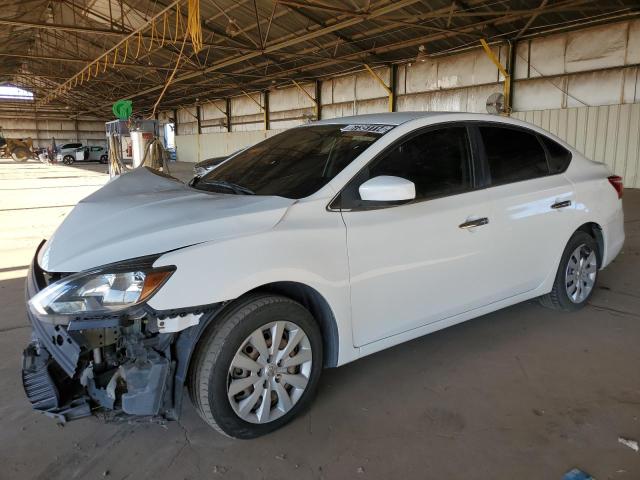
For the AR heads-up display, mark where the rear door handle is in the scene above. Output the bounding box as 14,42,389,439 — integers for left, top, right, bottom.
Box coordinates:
551,200,572,209
459,217,489,229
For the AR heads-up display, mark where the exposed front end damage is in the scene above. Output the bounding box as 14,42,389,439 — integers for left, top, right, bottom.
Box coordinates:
22,243,220,424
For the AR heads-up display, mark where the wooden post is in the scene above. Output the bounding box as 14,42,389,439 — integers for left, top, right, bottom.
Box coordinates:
225,98,231,132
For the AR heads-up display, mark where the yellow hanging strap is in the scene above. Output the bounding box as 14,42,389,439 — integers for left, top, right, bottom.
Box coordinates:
174,4,180,42
135,31,142,58
161,12,167,47
113,46,119,66
94,61,99,76
103,54,108,72
123,39,129,62
187,0,203,53
150,19,156,47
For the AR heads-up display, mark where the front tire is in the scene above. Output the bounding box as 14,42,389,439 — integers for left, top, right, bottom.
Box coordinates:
11,147,30,162
62,155,75,165
539,231,599,311
189,294,323,439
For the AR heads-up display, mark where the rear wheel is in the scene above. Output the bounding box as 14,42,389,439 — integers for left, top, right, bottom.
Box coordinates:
100,155,108,164
10,147,30,162
62,155,74,165
189,294,323,438
539,231,599,311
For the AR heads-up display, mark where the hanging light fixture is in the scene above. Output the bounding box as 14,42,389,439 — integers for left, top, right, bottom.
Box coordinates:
415,44,429,63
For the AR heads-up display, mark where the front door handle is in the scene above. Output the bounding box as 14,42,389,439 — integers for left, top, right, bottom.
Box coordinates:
459,217,489,229
551,200,572,209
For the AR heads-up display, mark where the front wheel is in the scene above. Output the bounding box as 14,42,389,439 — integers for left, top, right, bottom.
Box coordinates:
189,294,323,438
62,155,75,165
539,231,599,311
11,147,30,162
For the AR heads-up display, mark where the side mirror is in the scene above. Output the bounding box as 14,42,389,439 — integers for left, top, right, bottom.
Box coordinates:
359,175,416,202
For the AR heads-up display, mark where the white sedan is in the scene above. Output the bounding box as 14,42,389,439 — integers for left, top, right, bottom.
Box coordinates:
23,112,624,438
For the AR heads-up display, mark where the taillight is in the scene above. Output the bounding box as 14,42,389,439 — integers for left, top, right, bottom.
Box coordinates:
608,175,623,199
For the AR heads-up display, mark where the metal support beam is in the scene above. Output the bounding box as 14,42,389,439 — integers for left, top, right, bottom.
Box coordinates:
291,79,318,120
196,105,202,134
480,39,511,115
389,64,397,113
315,80,322,121
173,109,178,136
263,90,270,131
364,64,393,112
225,98,232,132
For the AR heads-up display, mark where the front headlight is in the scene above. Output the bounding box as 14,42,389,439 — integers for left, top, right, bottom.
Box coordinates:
29,267,174,316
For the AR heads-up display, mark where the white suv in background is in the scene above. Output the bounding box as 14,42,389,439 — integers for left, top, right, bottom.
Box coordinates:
23,112,624,438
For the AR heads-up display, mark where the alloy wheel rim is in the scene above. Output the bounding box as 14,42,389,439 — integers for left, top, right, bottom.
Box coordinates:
565,244,597,303
227,321,313,424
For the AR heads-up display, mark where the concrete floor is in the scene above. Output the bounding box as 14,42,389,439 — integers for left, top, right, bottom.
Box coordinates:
1,159,639,480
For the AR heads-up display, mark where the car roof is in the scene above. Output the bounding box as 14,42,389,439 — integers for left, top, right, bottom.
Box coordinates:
312,111,539,127
314,111,442,126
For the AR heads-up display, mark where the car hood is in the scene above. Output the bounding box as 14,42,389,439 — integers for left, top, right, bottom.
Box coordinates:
39,167,295,272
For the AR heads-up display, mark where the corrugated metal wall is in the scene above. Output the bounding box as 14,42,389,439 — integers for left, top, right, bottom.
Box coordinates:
513,104,640,188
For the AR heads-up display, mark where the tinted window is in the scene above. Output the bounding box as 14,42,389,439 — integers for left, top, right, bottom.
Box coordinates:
480,126,548,185
365,126,472,201
196,124,388,199
62,143,82,149
541,136,572,174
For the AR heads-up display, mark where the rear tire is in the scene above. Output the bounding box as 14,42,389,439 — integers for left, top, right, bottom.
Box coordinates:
539,231,599,311
100,155,108,164
189,294,323,439
11,147,30,162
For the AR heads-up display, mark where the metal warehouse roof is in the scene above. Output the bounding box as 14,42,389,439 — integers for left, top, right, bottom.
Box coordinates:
0,0,638,117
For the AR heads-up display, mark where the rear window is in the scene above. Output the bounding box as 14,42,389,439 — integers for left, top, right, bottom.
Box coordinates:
480,126,549,185
540,136,572,174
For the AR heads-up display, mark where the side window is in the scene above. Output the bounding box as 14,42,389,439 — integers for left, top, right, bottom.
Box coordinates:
480,126,549,185
366,126,472,201
540,136,572,174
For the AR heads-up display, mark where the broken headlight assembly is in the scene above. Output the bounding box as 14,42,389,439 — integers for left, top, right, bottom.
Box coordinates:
29,266,174,318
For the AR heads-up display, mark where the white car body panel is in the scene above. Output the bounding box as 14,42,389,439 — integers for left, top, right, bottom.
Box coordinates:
40,112,625,367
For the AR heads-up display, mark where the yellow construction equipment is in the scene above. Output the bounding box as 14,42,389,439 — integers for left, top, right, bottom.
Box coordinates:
0,127,35,162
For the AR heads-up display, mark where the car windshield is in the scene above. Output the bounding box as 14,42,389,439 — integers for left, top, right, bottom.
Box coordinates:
194,124,391,199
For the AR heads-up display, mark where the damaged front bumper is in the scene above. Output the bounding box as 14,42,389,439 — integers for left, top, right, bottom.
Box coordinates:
22,244,219,424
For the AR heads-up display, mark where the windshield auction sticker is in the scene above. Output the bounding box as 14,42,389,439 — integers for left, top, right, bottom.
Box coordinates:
340,124,395,134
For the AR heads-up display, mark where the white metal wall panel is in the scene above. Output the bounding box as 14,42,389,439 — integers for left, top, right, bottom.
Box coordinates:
513,104,640,188
565,23,627,73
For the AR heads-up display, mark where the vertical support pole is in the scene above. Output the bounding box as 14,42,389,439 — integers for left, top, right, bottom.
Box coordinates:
263,90,270,131
225,98,232,132
173,108,178,136
196,105,202,134
74,118,79,142
507,40,515,114
315,79,322,120
389,64,397,112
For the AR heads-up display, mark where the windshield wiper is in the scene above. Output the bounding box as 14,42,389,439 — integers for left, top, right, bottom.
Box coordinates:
197,179,255,195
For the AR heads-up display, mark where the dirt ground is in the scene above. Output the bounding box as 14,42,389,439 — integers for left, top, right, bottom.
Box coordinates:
1,159,639,480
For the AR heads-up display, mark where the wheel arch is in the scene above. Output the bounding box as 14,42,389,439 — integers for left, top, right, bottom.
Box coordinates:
245,281,340,368
575,222,604,267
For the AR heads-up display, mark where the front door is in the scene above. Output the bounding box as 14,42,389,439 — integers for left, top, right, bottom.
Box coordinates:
338,125,498,347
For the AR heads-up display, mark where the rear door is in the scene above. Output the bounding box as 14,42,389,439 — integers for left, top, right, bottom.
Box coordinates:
475,123,576,298
338,124,497,346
